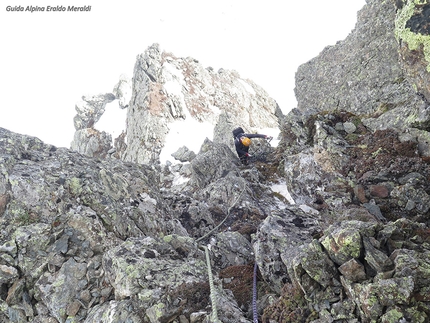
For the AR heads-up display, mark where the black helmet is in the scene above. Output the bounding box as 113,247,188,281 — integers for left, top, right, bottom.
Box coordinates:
232,127,244,138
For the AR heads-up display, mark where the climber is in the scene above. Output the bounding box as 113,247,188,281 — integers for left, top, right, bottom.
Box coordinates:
232,127,272,165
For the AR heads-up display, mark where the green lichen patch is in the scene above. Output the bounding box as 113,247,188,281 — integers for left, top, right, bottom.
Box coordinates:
13,208,38,225
395,0,430,71
321,228,362,265
67,177,82,196
380,308,404,322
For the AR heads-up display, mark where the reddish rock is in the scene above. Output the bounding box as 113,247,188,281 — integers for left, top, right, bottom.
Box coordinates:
0,193,10,216
354,185,368,203
370,185,389,198
339,259,367,282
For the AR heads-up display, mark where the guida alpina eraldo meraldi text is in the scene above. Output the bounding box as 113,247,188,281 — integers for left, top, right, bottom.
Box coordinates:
6,5,92,12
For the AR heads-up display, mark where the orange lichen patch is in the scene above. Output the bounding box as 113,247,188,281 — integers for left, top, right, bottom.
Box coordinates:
178,60,212,119
185,96,212,120
148,83,167,116
87,128,100,136
211,73,242,111
161,51,178,63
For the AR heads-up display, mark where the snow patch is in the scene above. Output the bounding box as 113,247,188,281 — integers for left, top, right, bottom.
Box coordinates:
160,117,214,164
94,100,127,142
172,172,190,186
299,204,320,216
164,61,184,81
164,80,183,97
271,182,295,205
237,79,256,95
160,71,216,165
260,127,281,148
163,62,185,97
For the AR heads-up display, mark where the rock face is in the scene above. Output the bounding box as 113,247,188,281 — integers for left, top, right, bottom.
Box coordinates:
270,0,430,320
1,0,430,322
0,127,285,323
1,125,429,322
71,44,280,164
122,43,280,164
293,0,430,157
70,77,131,159
281,0,430,210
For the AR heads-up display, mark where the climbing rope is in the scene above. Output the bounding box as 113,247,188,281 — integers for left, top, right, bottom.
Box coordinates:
203,245,223,323
196,180,248,321
196,179,247,243
253,262,259,323
196,143,272,322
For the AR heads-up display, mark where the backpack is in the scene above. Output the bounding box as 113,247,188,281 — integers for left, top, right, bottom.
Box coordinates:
232,127,244,138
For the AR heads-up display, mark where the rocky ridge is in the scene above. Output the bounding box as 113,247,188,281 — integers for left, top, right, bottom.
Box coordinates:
1,0,430,322
71,44,280,164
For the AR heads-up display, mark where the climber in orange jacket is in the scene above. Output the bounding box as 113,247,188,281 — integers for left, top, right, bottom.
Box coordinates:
232,127,272,165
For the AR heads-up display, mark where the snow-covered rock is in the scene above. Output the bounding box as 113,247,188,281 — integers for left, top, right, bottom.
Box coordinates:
71,43,281,164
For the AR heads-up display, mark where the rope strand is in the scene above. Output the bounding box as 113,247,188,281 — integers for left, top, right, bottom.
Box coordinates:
203,246,222,323
253,262,259,323
196,147,271,322
196,179,247,243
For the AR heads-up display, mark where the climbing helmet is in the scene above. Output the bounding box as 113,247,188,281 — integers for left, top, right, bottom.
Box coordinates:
241,137,251,147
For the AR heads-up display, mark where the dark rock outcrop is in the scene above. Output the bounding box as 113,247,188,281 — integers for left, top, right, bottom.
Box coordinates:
280,0,430,223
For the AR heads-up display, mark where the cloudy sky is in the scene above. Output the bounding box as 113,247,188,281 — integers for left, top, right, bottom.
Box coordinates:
1,0,366,148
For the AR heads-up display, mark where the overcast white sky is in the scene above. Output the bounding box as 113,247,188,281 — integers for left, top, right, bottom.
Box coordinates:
1,0,366,148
